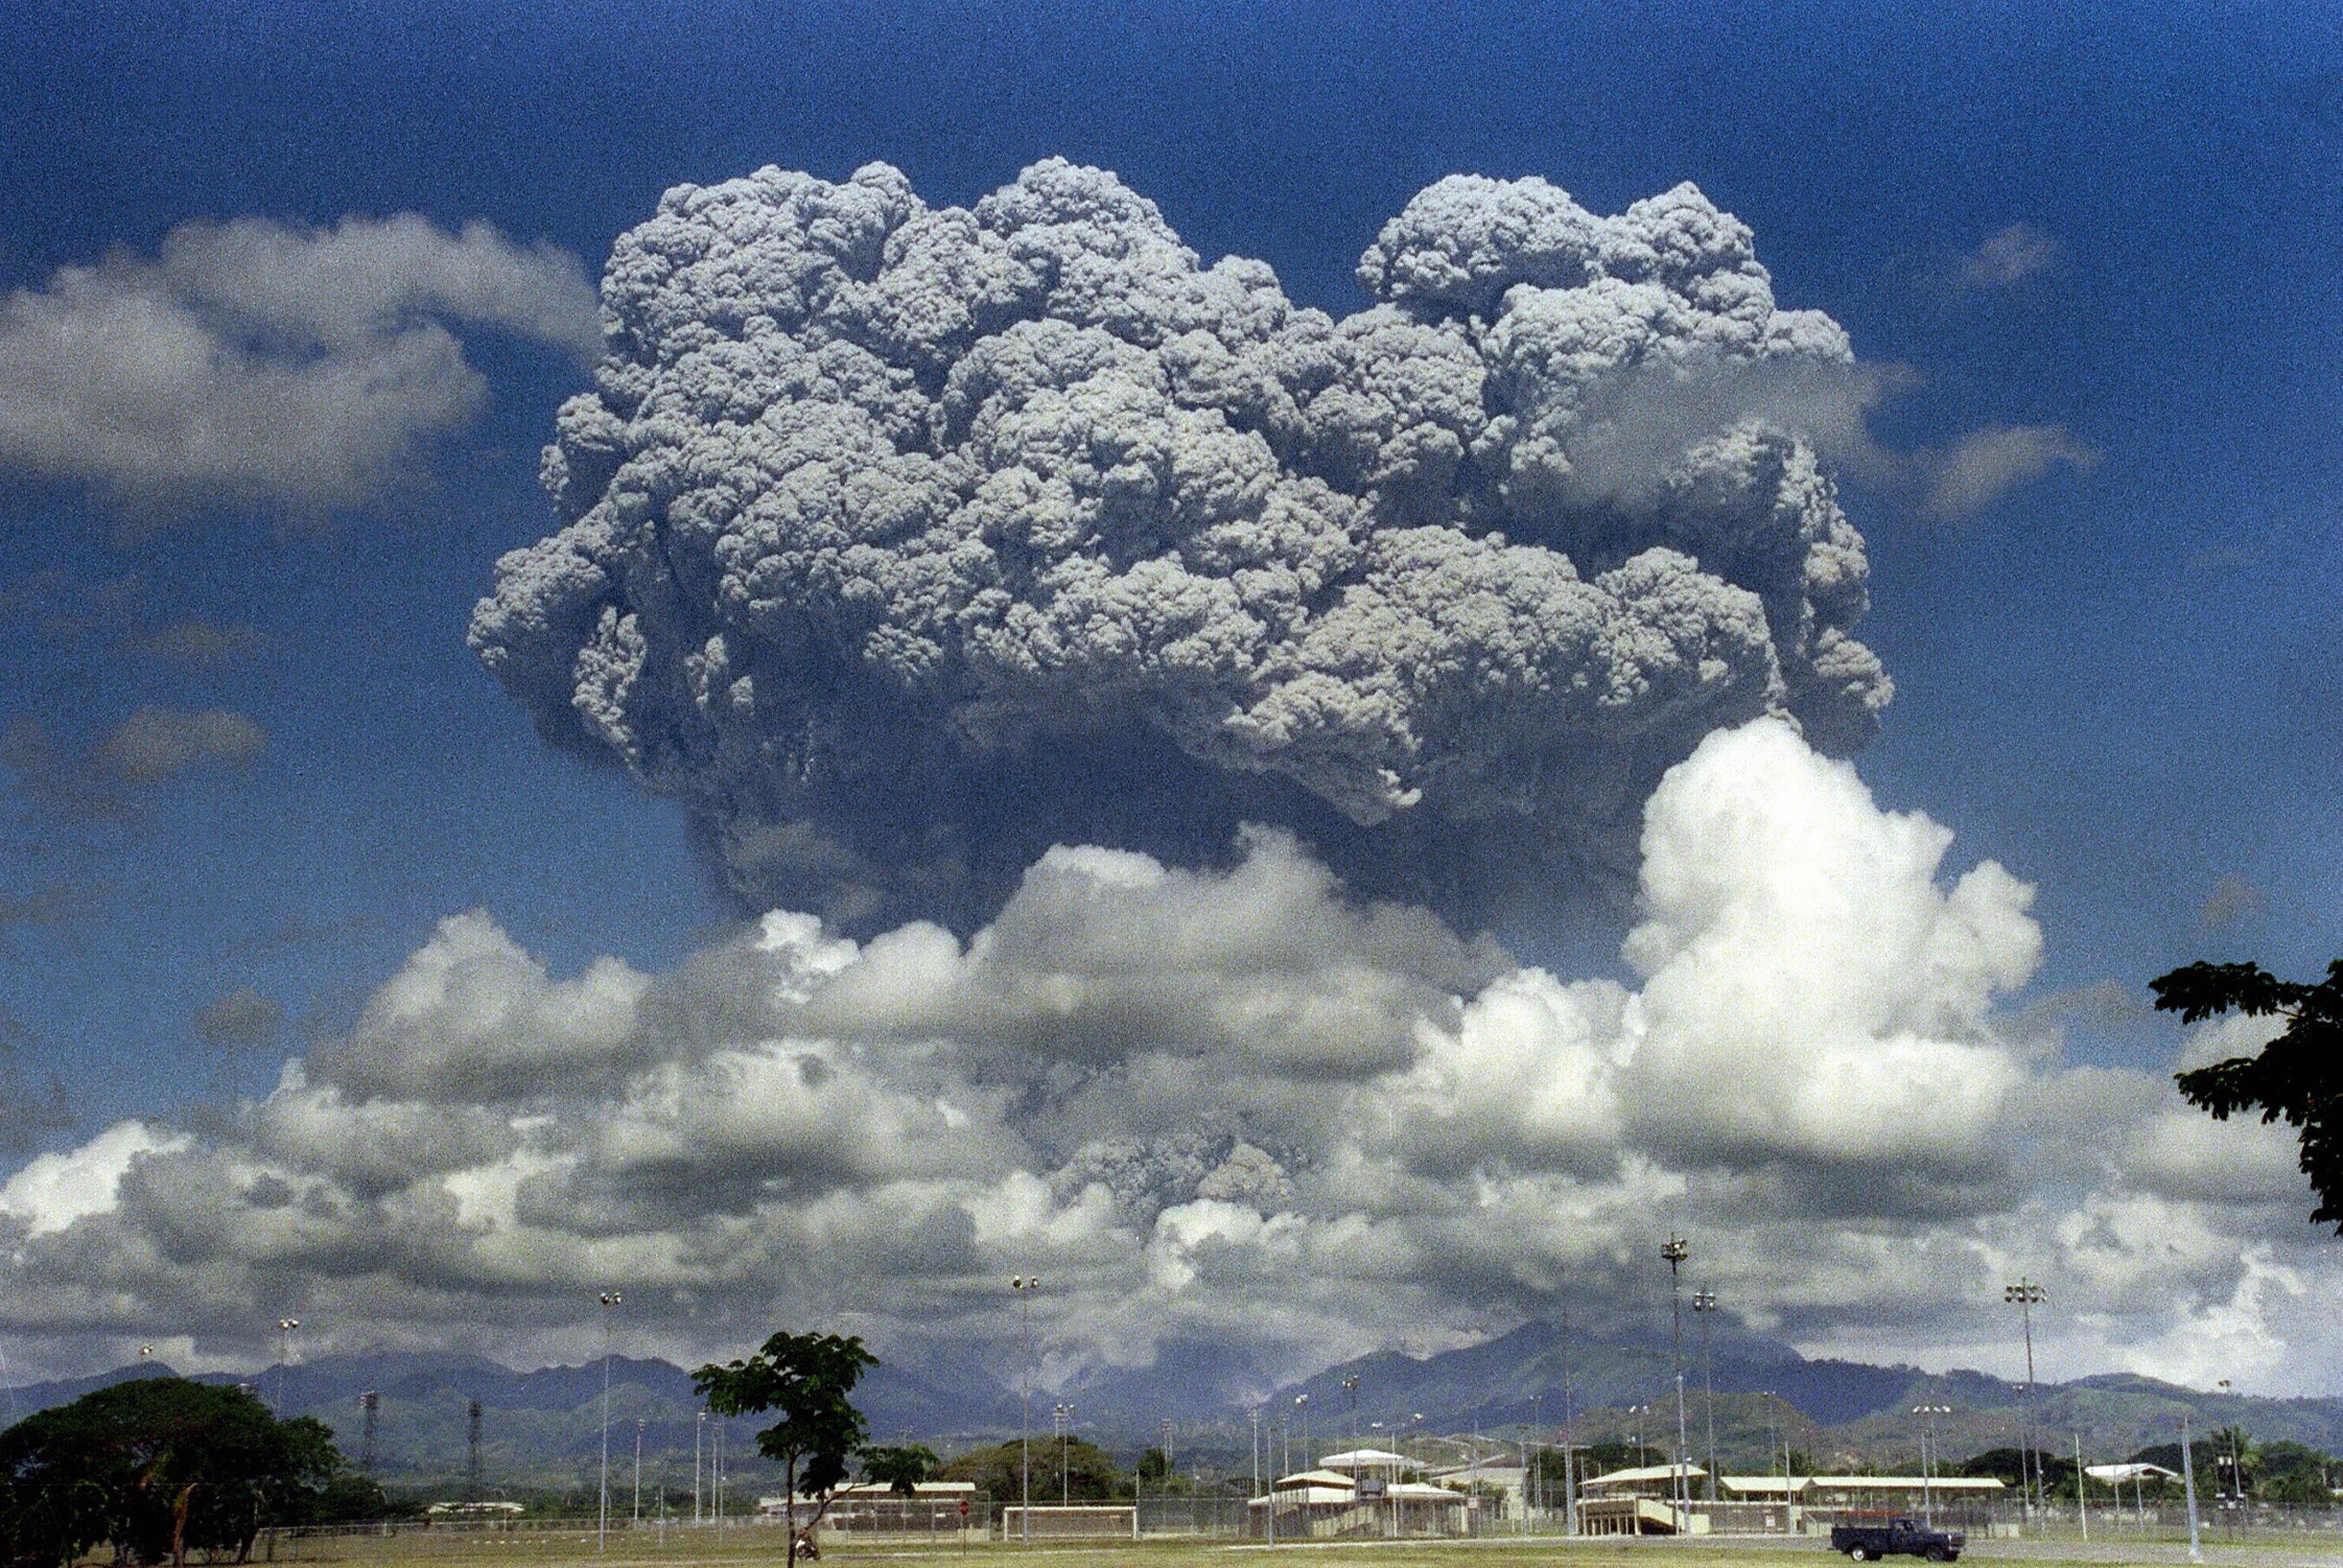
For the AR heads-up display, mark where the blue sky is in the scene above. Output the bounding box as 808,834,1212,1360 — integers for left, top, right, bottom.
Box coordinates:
0,1,2337,1385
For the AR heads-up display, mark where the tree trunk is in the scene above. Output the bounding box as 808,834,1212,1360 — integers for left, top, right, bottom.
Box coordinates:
785,1457,797,1568
170,1483,197,1568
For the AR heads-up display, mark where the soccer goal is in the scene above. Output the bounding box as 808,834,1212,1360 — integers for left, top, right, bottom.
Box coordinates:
1000,1505,1140,1539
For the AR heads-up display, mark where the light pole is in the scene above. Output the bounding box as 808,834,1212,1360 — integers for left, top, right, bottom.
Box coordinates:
2215,1381,2242,1501
1560,1310,1578,1535
1343,1374,1360,1464
1519,1414,1532,1538
1662,1236,1690,1518
1369,1420,1392,1538
2004,1277,2043,1514
1912,1406,1950,1525
597,1290,621,1552
1053,1403,1075,1505
2181,1414,2203,1563
2072,1431,2088,1541
1294,1394,1309,1470
1529,1394,1543,1523
274,1318,300,1415
1693,1290,1718,1503
1251,1408,1262,1500
694,1410,706,1525
1011,1276,1040,1545
633,1417,645,1523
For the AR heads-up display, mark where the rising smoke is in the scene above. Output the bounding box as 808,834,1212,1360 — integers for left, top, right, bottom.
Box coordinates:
472,160,1891,929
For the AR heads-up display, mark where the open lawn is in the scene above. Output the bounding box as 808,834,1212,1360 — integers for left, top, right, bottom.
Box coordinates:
250,1533,2343,1568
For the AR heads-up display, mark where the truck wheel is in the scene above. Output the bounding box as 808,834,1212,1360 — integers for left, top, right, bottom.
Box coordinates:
1926,1548,1947,1562
1848,1547,1869,1561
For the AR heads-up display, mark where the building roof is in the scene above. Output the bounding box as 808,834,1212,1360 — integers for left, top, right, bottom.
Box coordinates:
1583,1462,1707,1491
1805,1476,2006,1493
1721,1475,2006,1496
1318,1447,1413,1469
1250,1479,1464,1507
2084,1463,2180,1484
1273,1468,1356,1490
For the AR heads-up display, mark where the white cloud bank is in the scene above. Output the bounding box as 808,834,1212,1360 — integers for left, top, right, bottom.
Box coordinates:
0,215,600,519
1,720,2328,1394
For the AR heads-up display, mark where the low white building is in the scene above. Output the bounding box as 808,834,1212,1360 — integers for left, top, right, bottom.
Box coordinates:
762,1480,979,1514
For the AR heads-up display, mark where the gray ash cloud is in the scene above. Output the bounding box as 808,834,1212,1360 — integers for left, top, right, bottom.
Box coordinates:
472,160,1889,930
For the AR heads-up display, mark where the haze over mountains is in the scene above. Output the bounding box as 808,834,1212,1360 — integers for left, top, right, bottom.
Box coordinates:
6,1326,2334,1492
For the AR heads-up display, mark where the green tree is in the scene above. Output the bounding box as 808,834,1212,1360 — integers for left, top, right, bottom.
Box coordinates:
694,1331,877,1568
940,1438,1125,1502
0,1377,343,1568
2149,960,2343,1229
2250,1440,2334,1506
861,1444,940,1495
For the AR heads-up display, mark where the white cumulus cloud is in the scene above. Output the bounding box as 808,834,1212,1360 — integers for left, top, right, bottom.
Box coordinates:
0,214,601,520
0,721,2332,1393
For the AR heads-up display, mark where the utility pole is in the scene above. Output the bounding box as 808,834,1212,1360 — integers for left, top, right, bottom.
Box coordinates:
1662,1236,1690,1519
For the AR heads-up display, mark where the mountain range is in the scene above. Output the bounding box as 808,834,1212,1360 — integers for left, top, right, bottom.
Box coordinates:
5,1326,2334,1495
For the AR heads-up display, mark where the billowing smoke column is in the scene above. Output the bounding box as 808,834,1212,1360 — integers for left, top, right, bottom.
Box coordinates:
473,160,1890,929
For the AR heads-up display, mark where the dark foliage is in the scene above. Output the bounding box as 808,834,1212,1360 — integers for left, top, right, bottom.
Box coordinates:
942,1437,1126,1501
2150,959,2343,1230
858,1444,939,1495
694,1331,876,1568
0,1377,343,1568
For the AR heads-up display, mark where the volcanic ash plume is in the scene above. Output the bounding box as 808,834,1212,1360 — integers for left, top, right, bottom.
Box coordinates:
472,160,1891,928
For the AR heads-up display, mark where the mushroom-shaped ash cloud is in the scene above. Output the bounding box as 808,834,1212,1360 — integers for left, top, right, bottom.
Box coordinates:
473,160,1890,930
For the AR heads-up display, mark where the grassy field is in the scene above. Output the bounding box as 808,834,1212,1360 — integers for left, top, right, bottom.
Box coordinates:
250,1530,2343,1568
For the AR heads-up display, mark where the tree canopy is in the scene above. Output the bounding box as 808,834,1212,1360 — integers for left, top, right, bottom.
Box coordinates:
942,1436,1126,1501
859,1444,939,1496
2149,959,2343,1230
0,1376,344,1568
694,1330,876,1567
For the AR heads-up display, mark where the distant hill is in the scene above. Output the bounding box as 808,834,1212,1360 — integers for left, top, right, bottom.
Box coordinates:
0,1350,1014,1495
5,1327,2337,1493
1265,1324,2343,1471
